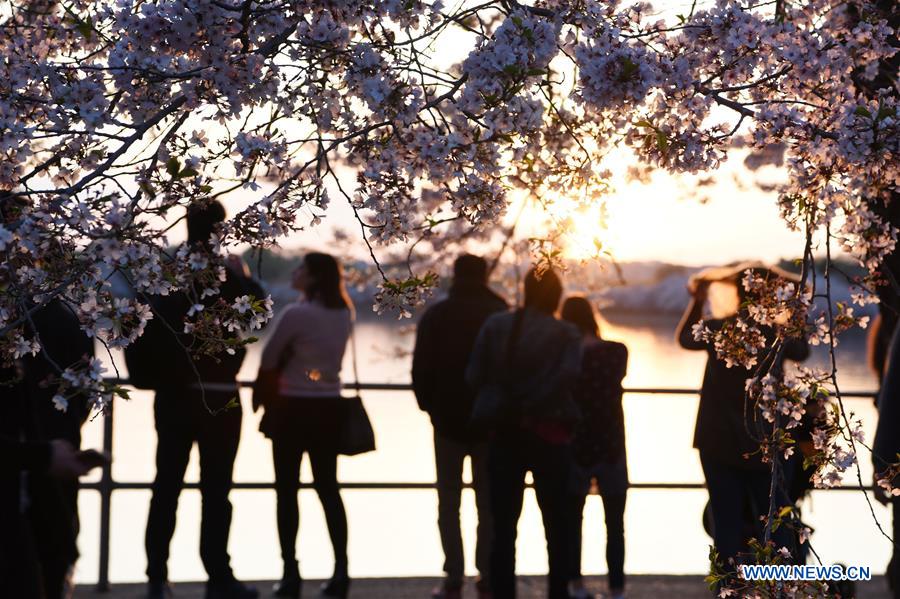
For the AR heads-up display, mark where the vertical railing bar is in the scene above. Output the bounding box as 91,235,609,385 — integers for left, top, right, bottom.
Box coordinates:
96,398,114,592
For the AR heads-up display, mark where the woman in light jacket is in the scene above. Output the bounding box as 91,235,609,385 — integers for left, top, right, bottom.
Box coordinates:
255,253,353,599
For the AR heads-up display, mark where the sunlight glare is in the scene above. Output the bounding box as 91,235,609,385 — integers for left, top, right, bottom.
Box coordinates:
561,200,612,261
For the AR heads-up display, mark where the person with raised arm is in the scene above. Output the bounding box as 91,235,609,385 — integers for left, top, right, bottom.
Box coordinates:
676,263,809,585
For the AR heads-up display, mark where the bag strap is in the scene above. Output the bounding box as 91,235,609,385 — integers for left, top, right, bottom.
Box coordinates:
275,339,293,372
504,308,526,372
349,317,360,394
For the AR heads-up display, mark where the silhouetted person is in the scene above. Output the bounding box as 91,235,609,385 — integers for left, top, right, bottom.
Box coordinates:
874,326,900,598
676,265,808,584
0,362,48,599
869,199,900,595
20,299,96,598
137,201,263,599
869,313,897,385
0,196,99,598
1,433,102,599
467,268,582,599
253,253,353,599
1,302,102,599
561,296,628,599
412,254,507,599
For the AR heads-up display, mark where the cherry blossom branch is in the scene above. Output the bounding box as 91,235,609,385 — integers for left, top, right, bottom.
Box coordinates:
824,224,893,543
18,95,188,194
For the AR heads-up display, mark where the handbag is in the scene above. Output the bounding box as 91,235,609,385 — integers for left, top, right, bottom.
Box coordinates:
252,336,294,413
469,309,526,431
338,321,376,456
252,368,280,412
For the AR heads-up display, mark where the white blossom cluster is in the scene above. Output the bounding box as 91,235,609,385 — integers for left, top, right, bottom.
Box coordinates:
372,272,437,319
750,373,808,432
53,357,113,414
692,317,767,369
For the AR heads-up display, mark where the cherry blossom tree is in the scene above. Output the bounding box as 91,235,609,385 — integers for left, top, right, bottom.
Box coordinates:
2,0,898,592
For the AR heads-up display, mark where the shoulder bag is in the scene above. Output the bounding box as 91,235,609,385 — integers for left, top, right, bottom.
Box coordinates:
338,320,376,456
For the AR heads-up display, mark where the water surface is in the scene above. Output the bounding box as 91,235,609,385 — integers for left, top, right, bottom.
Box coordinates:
73,313,890,583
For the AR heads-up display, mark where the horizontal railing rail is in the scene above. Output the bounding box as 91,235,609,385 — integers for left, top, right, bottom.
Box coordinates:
105,379,881,398
86,381,880,591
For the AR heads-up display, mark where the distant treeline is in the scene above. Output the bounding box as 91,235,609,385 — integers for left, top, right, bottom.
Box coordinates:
774,256,868,281
227,248,869,295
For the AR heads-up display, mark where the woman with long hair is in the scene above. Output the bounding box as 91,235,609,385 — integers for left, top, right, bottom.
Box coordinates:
254,253,354,598
560,296,628,599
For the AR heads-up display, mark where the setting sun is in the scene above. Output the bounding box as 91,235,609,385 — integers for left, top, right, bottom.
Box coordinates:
512,148,807,268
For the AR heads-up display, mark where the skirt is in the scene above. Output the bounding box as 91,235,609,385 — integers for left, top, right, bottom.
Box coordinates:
259,394,344,451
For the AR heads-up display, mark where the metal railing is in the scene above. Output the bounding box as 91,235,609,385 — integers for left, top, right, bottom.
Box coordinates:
83,382,880,591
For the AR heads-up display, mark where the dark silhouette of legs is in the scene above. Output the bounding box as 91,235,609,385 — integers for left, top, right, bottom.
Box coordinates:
146,390,243,586
701,455,748,570
489,438,527,599
702,453,794,576
600,492,626,591
531,443,571,599
145,392,193,585
197,403,241,584
892,497,900,598
568,486,627,592
272,439,303,579
471,440,493,587
309,449,348,578
4,515,43,598
434,432,466,587
568,491,586,582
